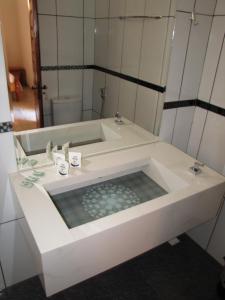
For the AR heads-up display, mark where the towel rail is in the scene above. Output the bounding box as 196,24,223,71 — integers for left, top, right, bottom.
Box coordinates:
118,15,175,20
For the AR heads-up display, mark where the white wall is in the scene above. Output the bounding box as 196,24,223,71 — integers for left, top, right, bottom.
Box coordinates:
160,0,225,265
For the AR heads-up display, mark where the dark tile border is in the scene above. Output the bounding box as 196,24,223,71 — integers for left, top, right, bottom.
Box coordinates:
41,65,93,71
0,122,13,133
164,99,225,118
197,99,225,117
164,99,196,109
92,65,166,93
41,65,166,93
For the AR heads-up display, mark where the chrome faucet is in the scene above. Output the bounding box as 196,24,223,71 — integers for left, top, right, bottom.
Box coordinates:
190,161,204,175
114,112,124,125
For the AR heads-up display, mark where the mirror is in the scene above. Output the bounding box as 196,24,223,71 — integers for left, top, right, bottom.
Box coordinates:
0,0,175,169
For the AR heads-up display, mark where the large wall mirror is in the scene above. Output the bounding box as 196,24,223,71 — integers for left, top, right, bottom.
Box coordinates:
0,0,175,169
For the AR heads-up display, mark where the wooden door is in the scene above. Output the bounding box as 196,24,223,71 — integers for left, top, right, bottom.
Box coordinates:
29,0,44,127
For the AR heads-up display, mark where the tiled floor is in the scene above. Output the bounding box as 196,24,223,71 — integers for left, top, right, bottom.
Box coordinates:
0,235,223,300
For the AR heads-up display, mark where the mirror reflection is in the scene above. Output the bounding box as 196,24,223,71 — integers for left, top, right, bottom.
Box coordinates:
0,0,175,169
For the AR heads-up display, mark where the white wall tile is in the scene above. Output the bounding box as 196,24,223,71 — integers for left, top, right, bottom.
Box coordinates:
82,110,93,121
125,0,145,16
180,15,212,100
38,16,57,66
107,19,124,72
58,70,82,98
164,9,197,105
134,87,158,132
92,111,100,120
198,112,225,173
172,107,195,152
195,0,216,15
84,19,95,65
92,70,106,114
145,0,171,16
44,114,52,127
139,18,168,85
121,19,143,77
159,108,177,144
118,80,137,121
211,40,225,109
83,70,93,110
94,19,109,67
109,0,126,17
41,71,58,100
176,0,195,12
58,17,83,65
165,12,190,101
170,0,177,17
37,0,56,14
187,107,207,158
103,75,120,118
95,0,109,18
0,219,37,287
188,218,217,250
215,0,225,15
160,18,176,87
199,17,225,101
208,201,225,265
43,98,52,115
56,0,83,17
0,133,18,224
84,0,95,18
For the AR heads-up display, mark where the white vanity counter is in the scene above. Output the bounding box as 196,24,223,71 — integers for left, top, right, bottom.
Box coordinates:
10,142,225,296
10,122,225,297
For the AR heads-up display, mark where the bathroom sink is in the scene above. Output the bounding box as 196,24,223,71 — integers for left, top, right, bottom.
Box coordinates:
10,142,225,296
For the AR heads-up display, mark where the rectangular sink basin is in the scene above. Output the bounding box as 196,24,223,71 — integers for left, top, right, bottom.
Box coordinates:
16,121,120,156
49,171,168,229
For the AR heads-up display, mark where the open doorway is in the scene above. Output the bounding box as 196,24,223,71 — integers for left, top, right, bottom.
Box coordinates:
0,0,43,131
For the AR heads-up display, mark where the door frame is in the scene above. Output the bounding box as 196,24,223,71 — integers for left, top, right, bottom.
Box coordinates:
29,0,44,127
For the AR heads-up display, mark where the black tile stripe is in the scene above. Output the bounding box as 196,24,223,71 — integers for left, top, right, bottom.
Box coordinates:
41,65,93,71
163,99,225,118
197,99,225,117
164,99,196,109
0,122,13,133
93,65,166,93
41,65,166,93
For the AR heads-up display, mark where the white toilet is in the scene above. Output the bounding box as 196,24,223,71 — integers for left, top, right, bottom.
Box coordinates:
52,96,82,125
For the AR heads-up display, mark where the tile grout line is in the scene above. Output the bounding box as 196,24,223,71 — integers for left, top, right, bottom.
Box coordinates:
91,0,96,116
132,0,151,122
81,0,85,120
153,0,173,133
189,0,218,157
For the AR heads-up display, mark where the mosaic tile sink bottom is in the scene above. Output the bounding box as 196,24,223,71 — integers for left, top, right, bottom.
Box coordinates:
50,171,168,229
